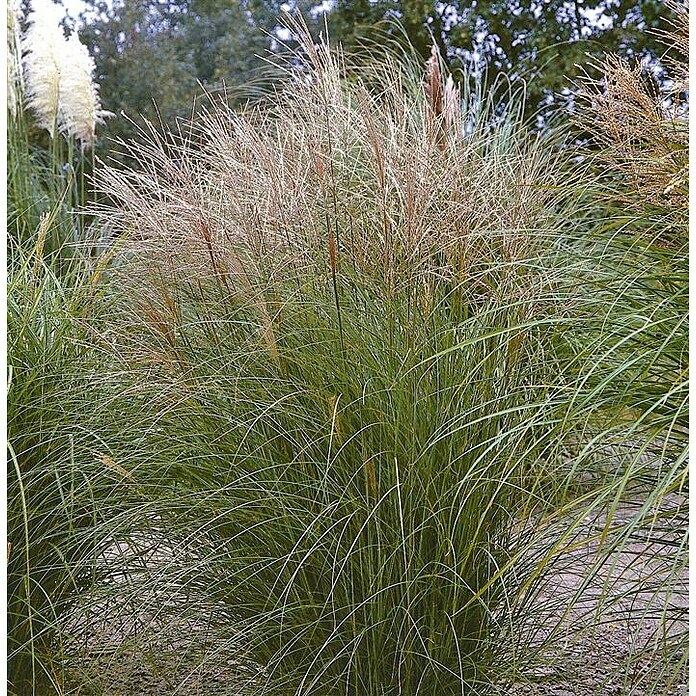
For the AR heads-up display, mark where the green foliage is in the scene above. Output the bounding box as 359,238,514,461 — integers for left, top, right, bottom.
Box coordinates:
6,129,90,261
7,235,125,694
6,48,133,691
120,273,567,694
329,0,681,118
5,8,687,695
78,0,315,160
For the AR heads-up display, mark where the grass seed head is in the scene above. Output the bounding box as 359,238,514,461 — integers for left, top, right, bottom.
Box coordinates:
22,0,65,136
59,32,109,148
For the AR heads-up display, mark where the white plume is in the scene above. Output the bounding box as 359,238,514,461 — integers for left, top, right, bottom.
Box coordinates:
21,0,110,146
59,32,110,148
22,0,65,136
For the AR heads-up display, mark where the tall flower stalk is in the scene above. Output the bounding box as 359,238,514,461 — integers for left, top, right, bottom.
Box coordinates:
9,0,112,259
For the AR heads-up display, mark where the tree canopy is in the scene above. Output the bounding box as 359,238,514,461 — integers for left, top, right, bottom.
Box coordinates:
78,1,307,152
70,0,681,152
329,0,678,116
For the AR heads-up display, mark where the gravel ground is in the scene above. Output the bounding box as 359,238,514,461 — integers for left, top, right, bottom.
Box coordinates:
502,495,688,696
63,497,688,696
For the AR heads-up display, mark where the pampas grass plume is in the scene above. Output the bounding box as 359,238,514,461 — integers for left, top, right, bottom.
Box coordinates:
21,0,110,146
22,0,65,136
59,32,109,148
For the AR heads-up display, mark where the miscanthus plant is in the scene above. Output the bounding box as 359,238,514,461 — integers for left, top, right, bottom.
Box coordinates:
93,10,687,692
91,17,596,694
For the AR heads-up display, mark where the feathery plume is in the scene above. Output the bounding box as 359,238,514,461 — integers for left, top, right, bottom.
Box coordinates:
572,1,689,236
22,0,65,136
659,0,689,105
59,31,109,148
442,75,461,135
424,44,457,149
424,44,443,121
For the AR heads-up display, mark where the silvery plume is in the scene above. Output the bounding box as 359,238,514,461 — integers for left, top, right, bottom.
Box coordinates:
22,0,65,136
59,31,112,148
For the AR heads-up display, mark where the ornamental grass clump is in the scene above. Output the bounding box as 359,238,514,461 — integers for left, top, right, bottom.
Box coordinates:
7,227,138,694
93,19,588,694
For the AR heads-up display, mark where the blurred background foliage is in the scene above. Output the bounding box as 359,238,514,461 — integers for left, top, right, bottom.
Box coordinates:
40,0,683,160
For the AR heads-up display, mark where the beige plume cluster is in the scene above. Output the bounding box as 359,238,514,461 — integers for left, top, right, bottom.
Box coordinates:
574,0,688,218
18,0,110,148
424,44,461,149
